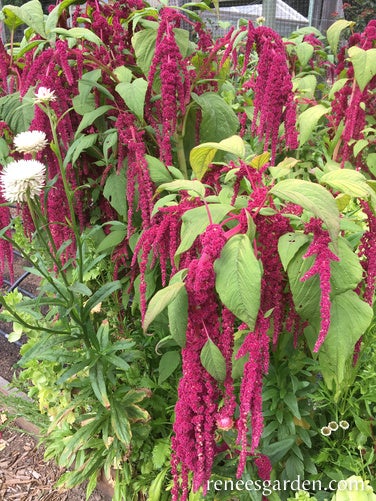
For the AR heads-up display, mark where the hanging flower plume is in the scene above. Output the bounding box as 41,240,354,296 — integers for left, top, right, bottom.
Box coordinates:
301,218,340,352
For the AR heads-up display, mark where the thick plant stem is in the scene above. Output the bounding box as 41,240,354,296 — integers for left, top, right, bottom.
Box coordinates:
174,133,188,179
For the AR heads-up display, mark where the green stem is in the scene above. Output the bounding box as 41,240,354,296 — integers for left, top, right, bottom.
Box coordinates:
174,133,188,179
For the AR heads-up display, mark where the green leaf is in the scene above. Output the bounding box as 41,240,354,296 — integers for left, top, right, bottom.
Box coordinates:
52,27,103,46
156,179,206,198
72,69,101,115
152,442,170,469
168,271,188,348
158,351,181,384
175,204,233,258
190,135,245,181
320,168,373,199
75,105,114,136
89,362,110,408
353,139,369,158
148,468,169,501
111,401,132,445
294,74,317,99
146,155,174,185
192,92,239,143
116,78,148,121
3,0,46,37
143,282,186,331
200,338,226,382
103,170,127,217
64,134,98,167
283,393,301,420
296,42,314,66
327,19,354,56
262,438,295,464
297,104,330,146
132,28,158,77
96,229,126,253
84,281,122,314
348,46,376,92
270,179,340,245
314,291,373,389
0,92,34,133
68,282,92,297
215,234,262,330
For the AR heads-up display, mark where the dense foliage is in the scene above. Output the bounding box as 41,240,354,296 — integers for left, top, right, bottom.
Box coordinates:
0,0,375,500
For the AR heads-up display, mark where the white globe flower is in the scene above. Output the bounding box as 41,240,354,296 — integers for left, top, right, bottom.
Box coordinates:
13,130,48,154
0,159,46,203
34,87,56,103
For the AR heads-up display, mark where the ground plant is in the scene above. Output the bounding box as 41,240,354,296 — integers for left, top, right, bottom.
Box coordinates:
0,0,375,500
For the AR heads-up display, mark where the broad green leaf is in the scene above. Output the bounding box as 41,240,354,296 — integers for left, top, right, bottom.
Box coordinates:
156,179,206,198
297,104,330,146
116,78,148,121
312,291,373,390
327,19,354,56
52,27,103,46
132,28,157,77
0,92,34,133
190,135,245,181
69,282,92,297
143,281,186,331
103,170,127,217
353,139,369,158
72,69,101,115
278,232,311,271
168,271,188,348
296,42,314,67
3,0,46,37
328,78,348,100
215,234,262,329
270,179,340,245
158,351,181,384
348,46,376,92
192,92,239,143
175,204,233,257
113,66,133,83
146,155,174,185
320,168,373,199
250,152,271,170
75,105,114,136
96,229,126,253
294,74,317,99
200,338,226,382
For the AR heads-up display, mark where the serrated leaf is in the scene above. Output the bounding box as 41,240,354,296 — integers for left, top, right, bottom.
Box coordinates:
200,338,226,382
215,234,262,330
143,282,186,331
152,442,170,469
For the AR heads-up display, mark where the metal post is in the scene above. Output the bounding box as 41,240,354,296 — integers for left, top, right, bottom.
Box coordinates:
262,0,277,31
308,0,315,26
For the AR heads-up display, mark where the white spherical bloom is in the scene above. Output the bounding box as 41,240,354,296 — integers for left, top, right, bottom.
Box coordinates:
13,130,48,154
320,426,332,437
0,159,46,203
328,421,339,431
34,87,56,103
339,420,350,430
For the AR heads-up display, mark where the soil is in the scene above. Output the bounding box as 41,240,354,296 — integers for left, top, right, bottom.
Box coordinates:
0,255,111,501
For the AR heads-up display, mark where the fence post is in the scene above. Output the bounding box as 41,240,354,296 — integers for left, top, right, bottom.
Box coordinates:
262,0,277,31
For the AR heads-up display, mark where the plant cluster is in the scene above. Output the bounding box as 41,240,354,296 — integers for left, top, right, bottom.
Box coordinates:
0,0,375,499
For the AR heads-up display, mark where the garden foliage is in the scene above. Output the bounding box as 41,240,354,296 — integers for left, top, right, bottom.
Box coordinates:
0,0,375,499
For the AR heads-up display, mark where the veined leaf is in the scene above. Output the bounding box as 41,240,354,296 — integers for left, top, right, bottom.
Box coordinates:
270,179,340,245
143,281,186,331
320,168,373,199
190,135,245,181
200,338,226,382
348,46,376,92
297,104,330,146
327,19,355,56
215,234,262,330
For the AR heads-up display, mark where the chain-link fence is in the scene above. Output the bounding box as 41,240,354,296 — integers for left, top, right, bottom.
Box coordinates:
198,0,345,38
